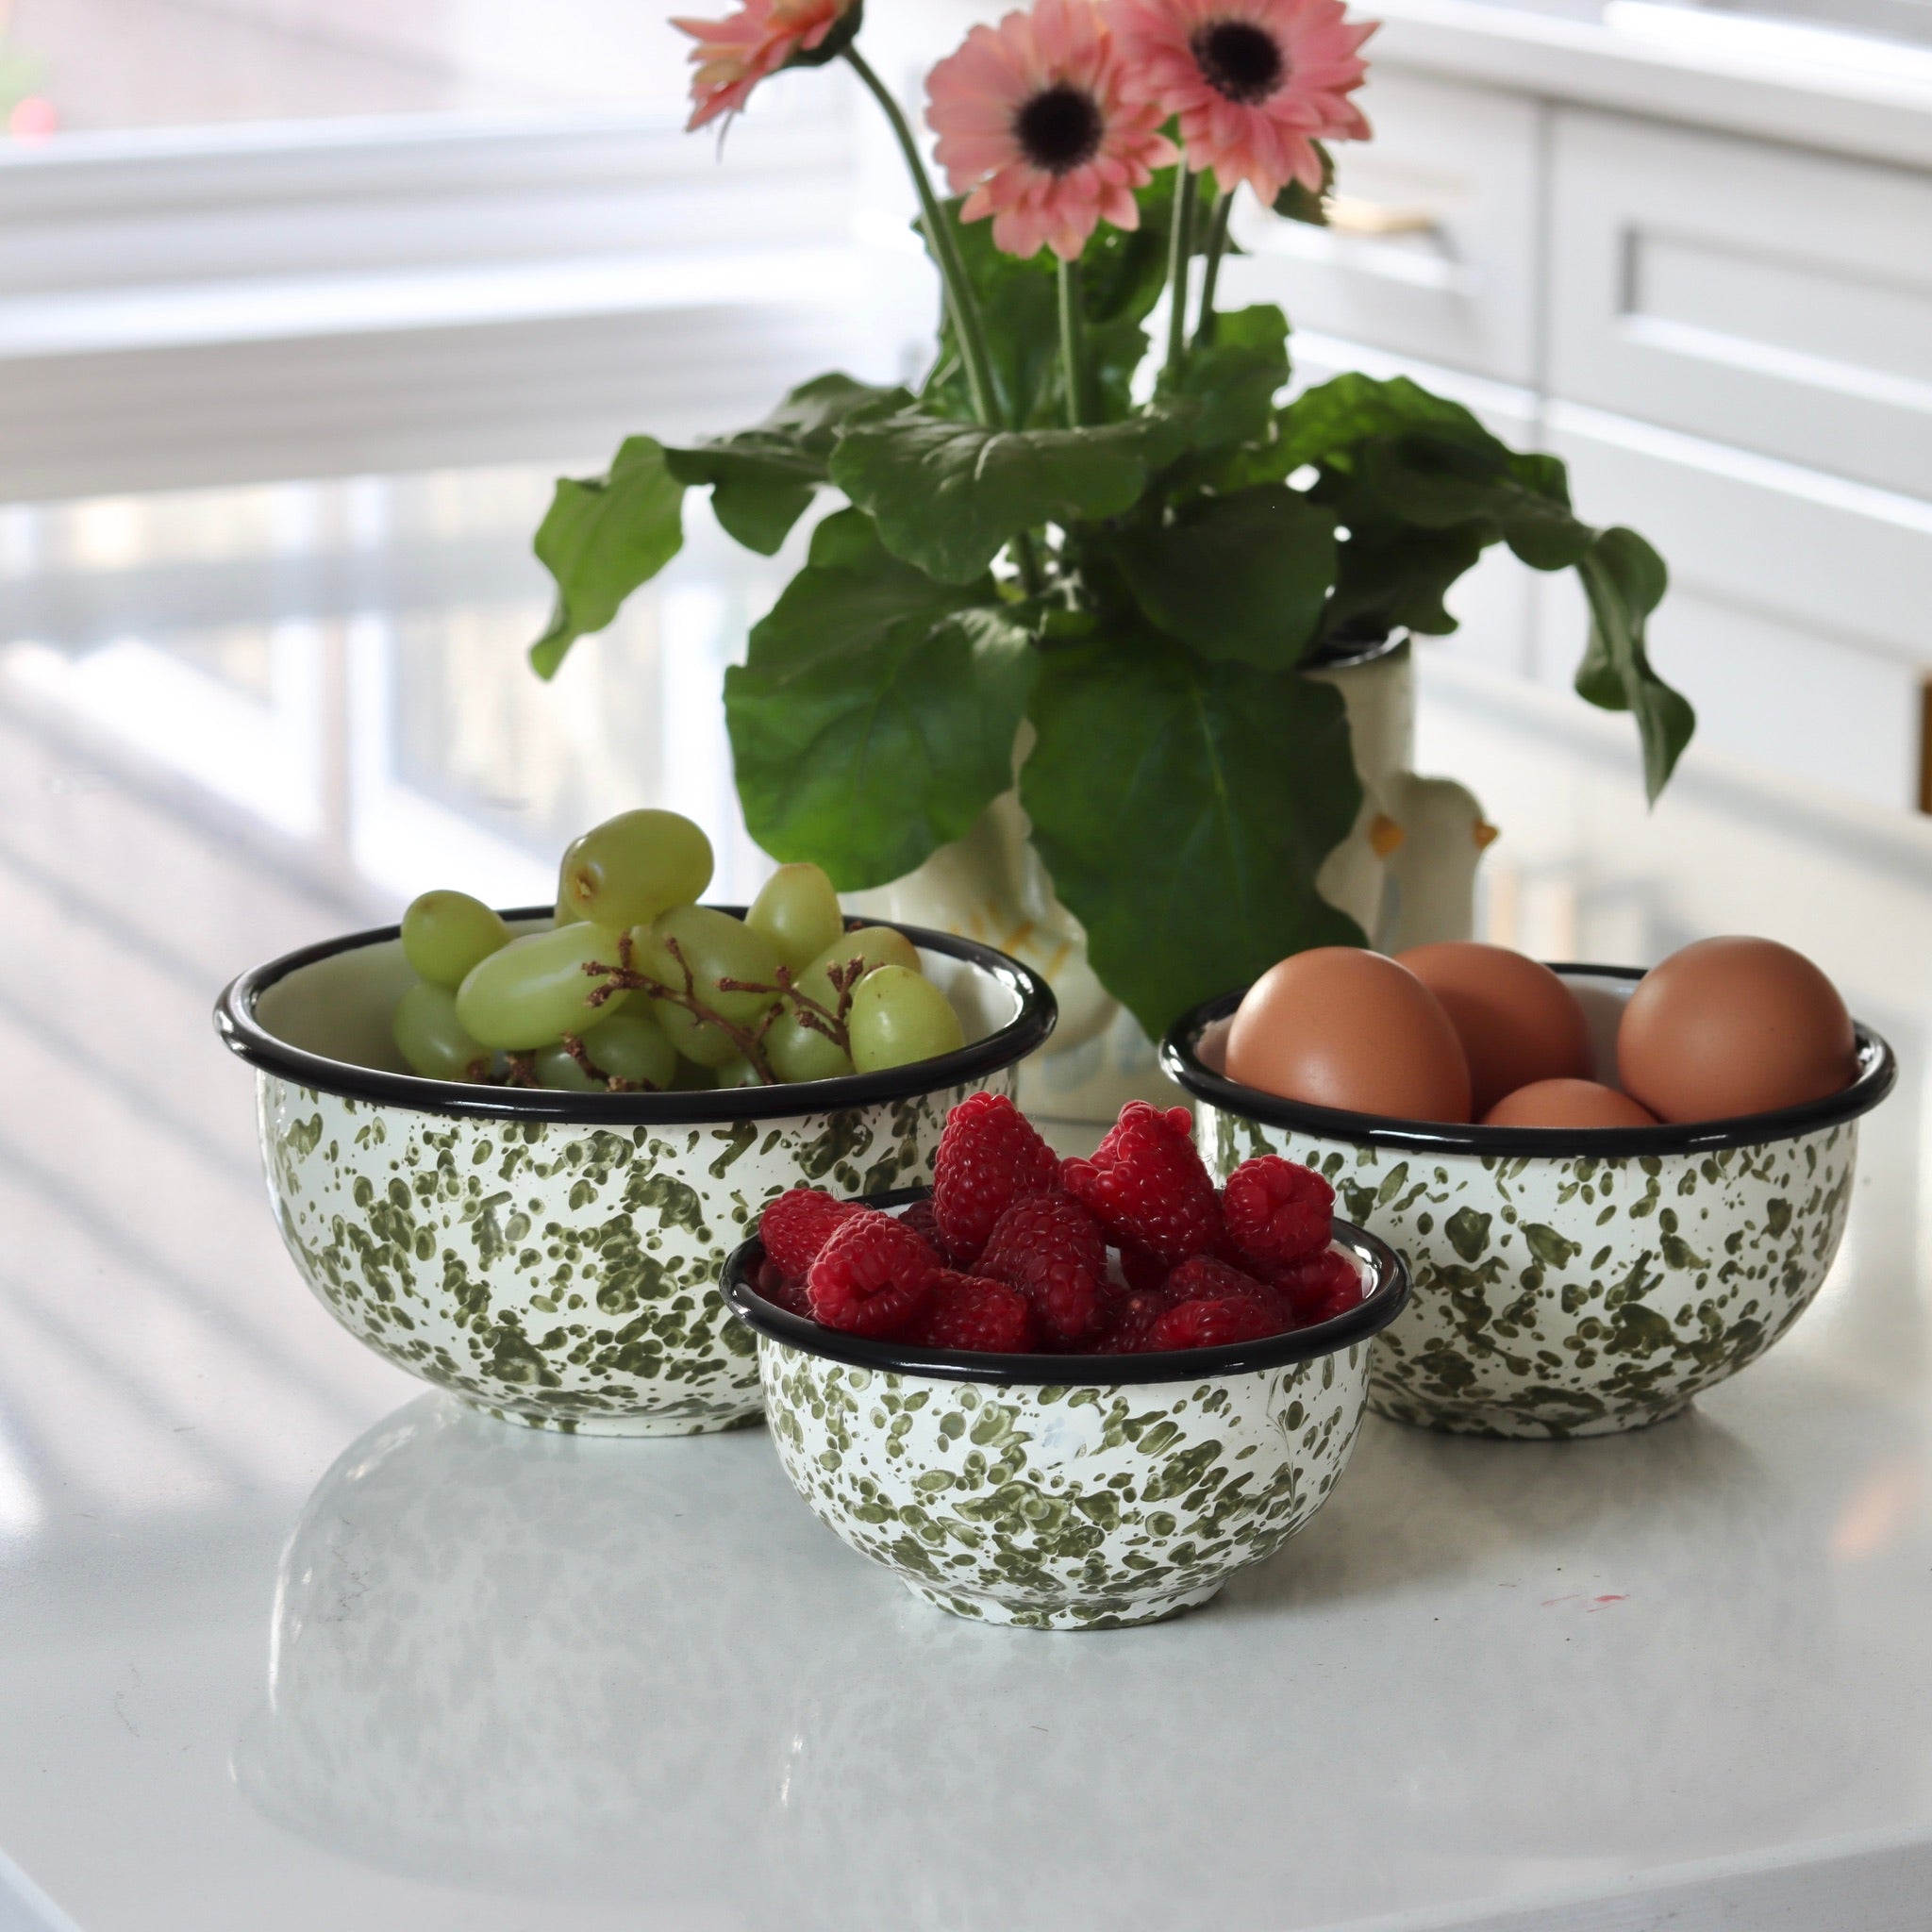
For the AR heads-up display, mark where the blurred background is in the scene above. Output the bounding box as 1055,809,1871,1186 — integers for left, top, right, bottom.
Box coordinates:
1,0,1930,923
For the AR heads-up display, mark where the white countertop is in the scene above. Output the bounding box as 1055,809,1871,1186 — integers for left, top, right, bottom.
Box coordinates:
5,478,1932,1930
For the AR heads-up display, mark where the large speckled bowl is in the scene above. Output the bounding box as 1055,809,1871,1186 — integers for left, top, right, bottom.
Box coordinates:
1163,965,1895,1441
724,1191,1408,1629
215,911,1053,1437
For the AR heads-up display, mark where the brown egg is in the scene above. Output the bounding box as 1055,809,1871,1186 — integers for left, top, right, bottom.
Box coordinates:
1396,941,1593,1115
1225,947,1473,1123
1483,1079,1658,1129
1618,936,1856,1124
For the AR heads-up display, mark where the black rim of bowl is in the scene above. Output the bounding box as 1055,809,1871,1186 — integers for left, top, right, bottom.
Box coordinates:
722,1186,1410,1384
215,908,1057,1124
1160,962,1897,1158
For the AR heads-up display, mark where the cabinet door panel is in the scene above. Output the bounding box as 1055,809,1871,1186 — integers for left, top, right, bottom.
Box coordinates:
1535,403,1932,812
1549,109,1932,501
1228,72,1541,385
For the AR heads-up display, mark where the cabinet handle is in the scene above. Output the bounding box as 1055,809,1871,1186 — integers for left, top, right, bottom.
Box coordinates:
1325,194,1441,238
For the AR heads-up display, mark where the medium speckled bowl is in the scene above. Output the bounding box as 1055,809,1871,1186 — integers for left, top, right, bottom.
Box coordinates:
724,1191,1408,1629
215,911,1054,1437
1163,964,1896,1441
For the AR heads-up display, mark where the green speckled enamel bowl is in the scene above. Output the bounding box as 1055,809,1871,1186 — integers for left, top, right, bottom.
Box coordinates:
215,911,1054,1437
724,1192,1408,1630
1163,965,1896,1441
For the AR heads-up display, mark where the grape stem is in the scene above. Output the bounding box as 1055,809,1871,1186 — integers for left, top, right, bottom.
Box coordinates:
559,1031,656,1094
717,959,863,1056
586,933,780,1085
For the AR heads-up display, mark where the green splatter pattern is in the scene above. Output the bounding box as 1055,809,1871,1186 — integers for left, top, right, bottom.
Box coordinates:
255,1073,1010,1435
760,1339,1371,1628
1194,1102,1858,1439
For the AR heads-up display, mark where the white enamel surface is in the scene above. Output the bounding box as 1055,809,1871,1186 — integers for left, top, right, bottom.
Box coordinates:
10,632,1932,1929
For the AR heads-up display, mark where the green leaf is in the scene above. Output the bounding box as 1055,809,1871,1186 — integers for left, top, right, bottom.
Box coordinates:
1171,304,1291,449
1277,373,1491,475
724,512,1035,887
921,199,1160,429
1574,528,1694,802
1355,434,1594,571
1271,142,1336,226
530,436,685,679
1320,512,1486,641
701,475,815,556
1019,631,1365,1038
663,373,908,556
830,412,1184,584
1115,485,1337,667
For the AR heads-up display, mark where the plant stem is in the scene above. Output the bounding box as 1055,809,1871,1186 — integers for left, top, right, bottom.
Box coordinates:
1164,167,1197,383
1057,257,1088,428
1193,192,1235,345
844,46,995,430
843,43,1043,597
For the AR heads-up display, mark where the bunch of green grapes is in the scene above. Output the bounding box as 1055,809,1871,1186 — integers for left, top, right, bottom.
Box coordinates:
389,808,965,1091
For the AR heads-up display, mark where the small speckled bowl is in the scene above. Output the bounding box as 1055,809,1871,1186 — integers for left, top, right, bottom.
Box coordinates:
724,1191,1408,1629
215,911,1054,1437
1163,965,1896,1441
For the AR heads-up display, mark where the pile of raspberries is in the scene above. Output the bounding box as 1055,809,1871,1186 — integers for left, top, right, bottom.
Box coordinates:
753,1093,1362,1356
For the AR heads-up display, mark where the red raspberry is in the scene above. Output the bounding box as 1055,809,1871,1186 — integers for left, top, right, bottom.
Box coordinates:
933,1091,1060,1262
808,1210,940,1339
896,1197,947,1255
1142,1294,1285,1353
1272,1248,1362,1326
908,1272,1038,1354
1115,1242,1170,1295
761,1189,861,1280
1084,1288,1176,1355
1060,1102,1222,1267
1164,1254,1282,1315
1223,1156,1335,1268
975,1192,1109,1344
754,1256,811,1318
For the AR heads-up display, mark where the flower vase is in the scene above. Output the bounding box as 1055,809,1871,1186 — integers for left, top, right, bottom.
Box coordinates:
850,637,1494,1124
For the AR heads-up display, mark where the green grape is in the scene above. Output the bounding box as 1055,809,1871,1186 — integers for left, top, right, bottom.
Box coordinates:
668,1054,719,1092
579,1009,677,1089
401,890,511,990
455,923,628,1050
392,981,489,1081
650,1000,748,1069
532,1041,605,1092
746,863,844,974
557,808,713,930
712,1054,766,1089
848,965,966,1073
764,1008,855,1084
794,925,920,1013
638,905,781,1066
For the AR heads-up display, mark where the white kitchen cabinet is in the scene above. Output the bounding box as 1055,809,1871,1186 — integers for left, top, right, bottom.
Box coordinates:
1546,108,1932,504
1274,58,1932,815
1229,70,1542,386
1535,403,1929,809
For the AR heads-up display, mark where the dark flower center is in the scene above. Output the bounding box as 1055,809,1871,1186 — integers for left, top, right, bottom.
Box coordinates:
1014,82,1105,174
1191,20,1287,104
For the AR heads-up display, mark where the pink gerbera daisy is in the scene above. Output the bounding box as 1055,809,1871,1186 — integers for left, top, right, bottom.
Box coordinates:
673,0,857,132
925,0,1178,262
1108,0,1375,204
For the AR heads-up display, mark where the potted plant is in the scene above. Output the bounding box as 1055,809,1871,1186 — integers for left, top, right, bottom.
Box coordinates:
525,0,1691,1117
